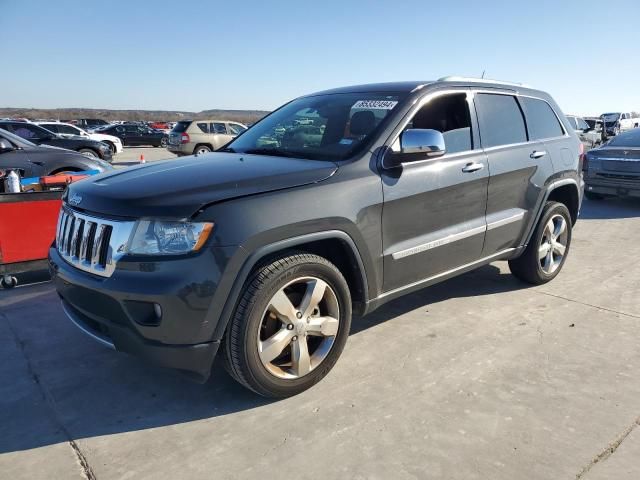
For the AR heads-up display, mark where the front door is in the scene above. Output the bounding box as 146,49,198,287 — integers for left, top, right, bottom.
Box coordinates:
380,90,488,292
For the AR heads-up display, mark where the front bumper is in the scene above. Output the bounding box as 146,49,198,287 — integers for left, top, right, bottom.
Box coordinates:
49,244,238,381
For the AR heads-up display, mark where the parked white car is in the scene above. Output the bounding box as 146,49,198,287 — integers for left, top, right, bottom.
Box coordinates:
36,122,123,154
601,112,640,136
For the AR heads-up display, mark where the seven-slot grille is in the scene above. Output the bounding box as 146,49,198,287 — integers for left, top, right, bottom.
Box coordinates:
56,207,135,278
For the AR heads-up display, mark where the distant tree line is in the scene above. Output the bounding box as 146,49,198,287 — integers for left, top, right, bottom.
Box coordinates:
0,107,270,125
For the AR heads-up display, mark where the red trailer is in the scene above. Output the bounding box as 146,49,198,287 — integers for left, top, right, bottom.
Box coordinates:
0,191,63,288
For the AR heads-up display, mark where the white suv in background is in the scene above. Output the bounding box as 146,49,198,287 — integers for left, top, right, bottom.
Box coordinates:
37,122,123,155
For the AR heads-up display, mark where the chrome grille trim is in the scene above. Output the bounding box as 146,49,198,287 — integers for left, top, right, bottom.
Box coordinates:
55,206,136,278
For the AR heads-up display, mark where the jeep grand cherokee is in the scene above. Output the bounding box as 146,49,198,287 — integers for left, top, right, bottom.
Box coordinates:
49,77,583,397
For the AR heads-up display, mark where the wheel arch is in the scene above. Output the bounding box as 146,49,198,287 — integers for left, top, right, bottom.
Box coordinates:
547,182,580,225
193,143,214,154
211,231,369,342
522,178,581,247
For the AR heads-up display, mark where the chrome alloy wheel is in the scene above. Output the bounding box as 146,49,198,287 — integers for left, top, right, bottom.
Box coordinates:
538,214,568,275
257,277,340,379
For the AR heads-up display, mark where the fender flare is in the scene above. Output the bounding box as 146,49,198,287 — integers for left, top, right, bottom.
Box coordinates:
211,230,370,342
522,178,581,247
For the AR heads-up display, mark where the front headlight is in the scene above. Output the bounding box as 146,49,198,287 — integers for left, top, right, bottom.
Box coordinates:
128,220,214,255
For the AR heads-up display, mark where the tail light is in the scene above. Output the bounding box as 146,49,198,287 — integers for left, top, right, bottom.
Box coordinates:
580,144,588,172
180,133,190,144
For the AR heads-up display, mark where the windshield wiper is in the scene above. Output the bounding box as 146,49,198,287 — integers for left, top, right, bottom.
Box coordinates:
242,148,297,158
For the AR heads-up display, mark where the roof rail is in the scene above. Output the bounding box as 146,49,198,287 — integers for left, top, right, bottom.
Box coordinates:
437,76,532,88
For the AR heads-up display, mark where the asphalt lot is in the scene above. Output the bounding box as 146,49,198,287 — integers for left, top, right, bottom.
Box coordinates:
2,189,640,478
112,145,177,167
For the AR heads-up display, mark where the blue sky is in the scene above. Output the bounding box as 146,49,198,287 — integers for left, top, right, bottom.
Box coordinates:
1,0,638,115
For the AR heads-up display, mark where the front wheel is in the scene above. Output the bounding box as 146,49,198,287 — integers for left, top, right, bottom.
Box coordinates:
1,276,18,289
224,253,352,398
160,137,168,148
508,201,572,285
78,148,98,158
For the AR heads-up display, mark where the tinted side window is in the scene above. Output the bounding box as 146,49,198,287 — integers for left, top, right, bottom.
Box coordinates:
475,94,527,148
197,122,209,133
228,123,246,135
42,124,60,133
567,117,577,129
520,97,564,140
405,93,473,154
211,122,227,134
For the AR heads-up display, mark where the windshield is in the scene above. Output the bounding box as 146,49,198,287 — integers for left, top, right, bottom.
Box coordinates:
224,92,406,160
172,121,191,133
602,113,620,122
608,129,640,147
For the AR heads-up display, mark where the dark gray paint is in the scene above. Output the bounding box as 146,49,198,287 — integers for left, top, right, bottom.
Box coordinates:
50,79,583,380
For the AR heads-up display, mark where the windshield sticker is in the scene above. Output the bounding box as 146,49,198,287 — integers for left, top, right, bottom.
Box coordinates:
352,100,398,110
339,138,354,145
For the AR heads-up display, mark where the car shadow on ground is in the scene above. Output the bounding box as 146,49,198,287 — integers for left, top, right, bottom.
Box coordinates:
579,196,640,220
1,263,527,454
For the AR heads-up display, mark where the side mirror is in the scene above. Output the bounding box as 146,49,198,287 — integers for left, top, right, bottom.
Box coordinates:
399,129,446,157
0,138,15,153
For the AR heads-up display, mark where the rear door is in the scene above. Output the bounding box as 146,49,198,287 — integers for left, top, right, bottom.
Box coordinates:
476,92,558,256
380,89,489,292
211,122,234,149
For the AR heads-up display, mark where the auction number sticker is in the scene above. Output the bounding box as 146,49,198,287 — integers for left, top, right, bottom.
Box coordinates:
352,100,398,110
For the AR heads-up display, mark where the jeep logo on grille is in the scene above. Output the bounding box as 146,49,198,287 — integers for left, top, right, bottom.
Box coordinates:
68,193,83,206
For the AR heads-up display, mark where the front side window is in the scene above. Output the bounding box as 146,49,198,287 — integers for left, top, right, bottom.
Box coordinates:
520,97,564,139
60,124,80,135
225,92,406,160
228,123,246,135
404,93,473,154
475,94,527,148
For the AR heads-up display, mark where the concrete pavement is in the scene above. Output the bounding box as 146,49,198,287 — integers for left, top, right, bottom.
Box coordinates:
1,197,639,480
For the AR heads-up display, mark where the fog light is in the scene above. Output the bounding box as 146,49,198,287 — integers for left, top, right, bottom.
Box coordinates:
153,303,162,319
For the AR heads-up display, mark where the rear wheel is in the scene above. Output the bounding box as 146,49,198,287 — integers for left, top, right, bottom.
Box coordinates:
224,253,351,398
194,145,212,155
160,137,168,148
509,201,572,285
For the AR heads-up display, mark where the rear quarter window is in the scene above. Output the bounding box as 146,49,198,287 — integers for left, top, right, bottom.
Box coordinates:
196,122,209,133
475,93,527,148
520,97,565,140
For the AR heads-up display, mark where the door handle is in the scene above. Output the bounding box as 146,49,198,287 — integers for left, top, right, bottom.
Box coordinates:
530,150,547,159
462,162,484,173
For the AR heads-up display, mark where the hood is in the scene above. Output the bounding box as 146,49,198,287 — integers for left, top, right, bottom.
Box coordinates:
65,152,338,218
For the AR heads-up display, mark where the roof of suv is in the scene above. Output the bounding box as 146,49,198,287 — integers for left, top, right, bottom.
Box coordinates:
309,77,535,96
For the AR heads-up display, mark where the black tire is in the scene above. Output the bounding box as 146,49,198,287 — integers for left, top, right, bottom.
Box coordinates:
508,201,572,285
193,145,212,155
224,253,352,398
1,276,17,289
585,191,605,201
103,141,116,155
78,148,99,159
160,137,168,148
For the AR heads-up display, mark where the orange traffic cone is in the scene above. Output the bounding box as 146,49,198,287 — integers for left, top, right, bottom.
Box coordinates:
140,154,146,164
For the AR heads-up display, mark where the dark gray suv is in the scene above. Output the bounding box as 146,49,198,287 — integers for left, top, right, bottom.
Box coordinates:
49,77,583,397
